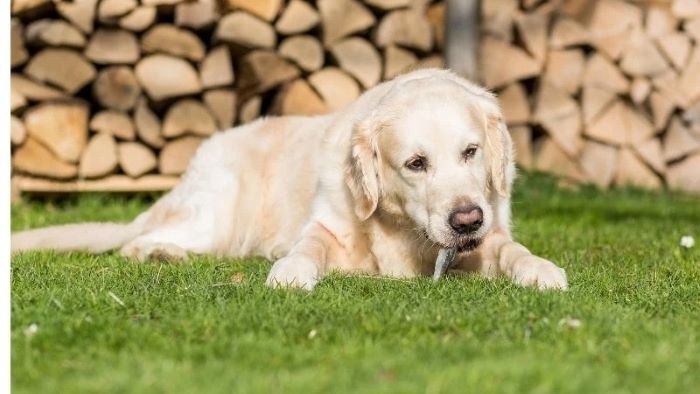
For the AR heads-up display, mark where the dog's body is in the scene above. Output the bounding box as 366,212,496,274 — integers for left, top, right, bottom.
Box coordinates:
12,70,568,290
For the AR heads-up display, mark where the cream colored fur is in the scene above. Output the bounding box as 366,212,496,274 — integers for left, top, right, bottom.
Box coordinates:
11,69,567,290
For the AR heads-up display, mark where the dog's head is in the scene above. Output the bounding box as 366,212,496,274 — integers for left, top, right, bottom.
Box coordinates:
345,71,514,252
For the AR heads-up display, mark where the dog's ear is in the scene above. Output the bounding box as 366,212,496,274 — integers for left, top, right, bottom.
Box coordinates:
483,109,515,197
345,120,382,221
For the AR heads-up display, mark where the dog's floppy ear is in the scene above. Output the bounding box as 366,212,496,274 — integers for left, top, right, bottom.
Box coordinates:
482,107,515,197
345,119,382,221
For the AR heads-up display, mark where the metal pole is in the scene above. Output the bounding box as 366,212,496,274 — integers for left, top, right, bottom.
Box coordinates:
446,0,480,81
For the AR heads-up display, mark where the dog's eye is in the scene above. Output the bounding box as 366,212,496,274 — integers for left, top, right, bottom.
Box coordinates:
462,146,478,161
405,156,427,171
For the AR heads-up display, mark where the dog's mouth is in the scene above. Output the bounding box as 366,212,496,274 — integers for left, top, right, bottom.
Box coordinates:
432,236,483,253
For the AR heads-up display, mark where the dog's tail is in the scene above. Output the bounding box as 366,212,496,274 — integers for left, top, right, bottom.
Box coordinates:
11,215,147,254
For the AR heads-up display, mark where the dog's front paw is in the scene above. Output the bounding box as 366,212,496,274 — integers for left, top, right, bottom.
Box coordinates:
511,255,568,290
266,256,320,291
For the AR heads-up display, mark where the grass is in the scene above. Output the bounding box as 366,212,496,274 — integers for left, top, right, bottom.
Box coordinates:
10,173,700,393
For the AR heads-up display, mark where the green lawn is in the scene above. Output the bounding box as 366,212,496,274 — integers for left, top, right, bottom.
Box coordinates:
10,173,700,393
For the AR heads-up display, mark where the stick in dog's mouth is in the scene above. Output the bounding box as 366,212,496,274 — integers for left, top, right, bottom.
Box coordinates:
433,247,457,281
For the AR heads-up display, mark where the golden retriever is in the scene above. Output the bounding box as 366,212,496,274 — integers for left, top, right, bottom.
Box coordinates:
12,69,568,290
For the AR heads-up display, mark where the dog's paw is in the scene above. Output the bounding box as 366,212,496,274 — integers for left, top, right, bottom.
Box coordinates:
121,242,188,263
511,255,568,290
266,256,320,291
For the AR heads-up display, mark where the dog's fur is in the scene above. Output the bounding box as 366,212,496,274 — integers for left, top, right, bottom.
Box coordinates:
12,69,568,290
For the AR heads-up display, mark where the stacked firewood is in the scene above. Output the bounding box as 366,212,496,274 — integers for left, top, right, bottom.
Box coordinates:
481,0,700,193
10,0,445,193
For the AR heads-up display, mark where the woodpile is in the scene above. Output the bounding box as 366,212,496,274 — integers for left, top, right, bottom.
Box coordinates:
481,0,700,193
10,0,444,195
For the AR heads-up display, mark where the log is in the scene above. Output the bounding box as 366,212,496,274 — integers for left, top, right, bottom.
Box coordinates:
25,19,87,48
274,79,328,116
656,32,691,70
619,31,669,77
134,97,165,148
672,0,700,19
175,0,218,29
579,141,618,188
588,0,642,60
11,74,66,101
364,0,410,9
651,69,688,108
646,5,677,38
141,24,206,61
663,116,700,161
586,100,654,146
237,50,300,95
13,138,78,180
678,47,700,103
85,29,140,65
330,37,381,88
24,49,96,94
534,82,582,156
118,142,157,177
407,55,444,72
275,0,320,35
515,12,549,64
582,86,616,126
93,66,141,111
98,0,137,21
685,18,700,41
480,37,540,89
633,137,666,174
11,87,27,113
90,110,136,140
163,99,218,137
279,35,324,72
666,153,700,192
318,0,375,46
12,174,179,194
481,0,518,42
11,0,50,15
203,89,237,129
544,49,585,95
499,83,530,125
549,17,589,49
615,148,662,189
215,11,276,49
56,0,97,34
630,78,652,105
239,96,262,124
159,136,203,175
650,90,676,130
375,9,432,52
79,133,119,178
509,125,533,169
583,53,629,93
224,0,283,21
309,68,361,111
142,0,188,5
135,54,202,100
11,116,27,146
119,6,157,32
534,138,586,182
23,101,88,163
383,45,418,80
200,45,234,89
11,19,28,67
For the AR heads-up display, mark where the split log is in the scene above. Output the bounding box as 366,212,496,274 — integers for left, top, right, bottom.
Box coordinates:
586,100,654,146
480,37,540,89
24,49,96,94
98,0,137,21
159,136,203,175
515,12,549,64
499,83,530,125
23,101,88,163
118,142,157,177
309,68,361,111
407,55,444,72
582,86,616,126
375,9,432,52
588,0,642,61
93,66,141,111
656,32,691,70
12,0,51,15
79,133,119,178
685,18,700,40
651,69,689,108
509,125,533,169
630,78,652,105
619,31,669,77
239,96,262,124
134,97,165,148
481,0,518,42
90,110,136,140
318,0,375,46
142,24,206,61
543,49,585,95
534,138,586,182
119,6,157,32
672,0,700,19
579,141,618,188
13,138,78,180
11,19,28,67
663,116,700,161
163,99,218,137
12,174,179,194
237,51,300,95
200,45,234,89
224,0,283,21
364,0,410,9
11,116,27,146
549,17,589,49
215,12,276,49
666,153,700,192
56,0,97,34
11,87,27,113
175,0,219,29
135,54,202,100
11,74,66,101
646,5,677,38
534,83,582,156
275,0,320,35
649,91,676,130
274,79,328,116
85,29,140,64
330,37,381,88
383,45,418,80
203,89,237,129
678,47,700,102
583,54,629,93
633,138,666,174
142,0,187,5
615,148,662,189
427,2,445,49
279,35,324,72
26,19,87,48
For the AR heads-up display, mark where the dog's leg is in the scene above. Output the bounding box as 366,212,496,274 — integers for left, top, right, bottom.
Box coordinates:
475,232,568,290
266,222,337,290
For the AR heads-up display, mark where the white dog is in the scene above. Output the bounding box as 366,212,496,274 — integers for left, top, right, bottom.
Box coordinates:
12,69,568,291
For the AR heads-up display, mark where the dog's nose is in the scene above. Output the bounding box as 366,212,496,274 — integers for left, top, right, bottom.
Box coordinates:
448,205,483,234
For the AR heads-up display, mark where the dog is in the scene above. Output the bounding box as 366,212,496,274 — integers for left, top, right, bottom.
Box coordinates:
12,69,568,291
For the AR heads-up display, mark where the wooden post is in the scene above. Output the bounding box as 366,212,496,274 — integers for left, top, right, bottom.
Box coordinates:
446,0,479,80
